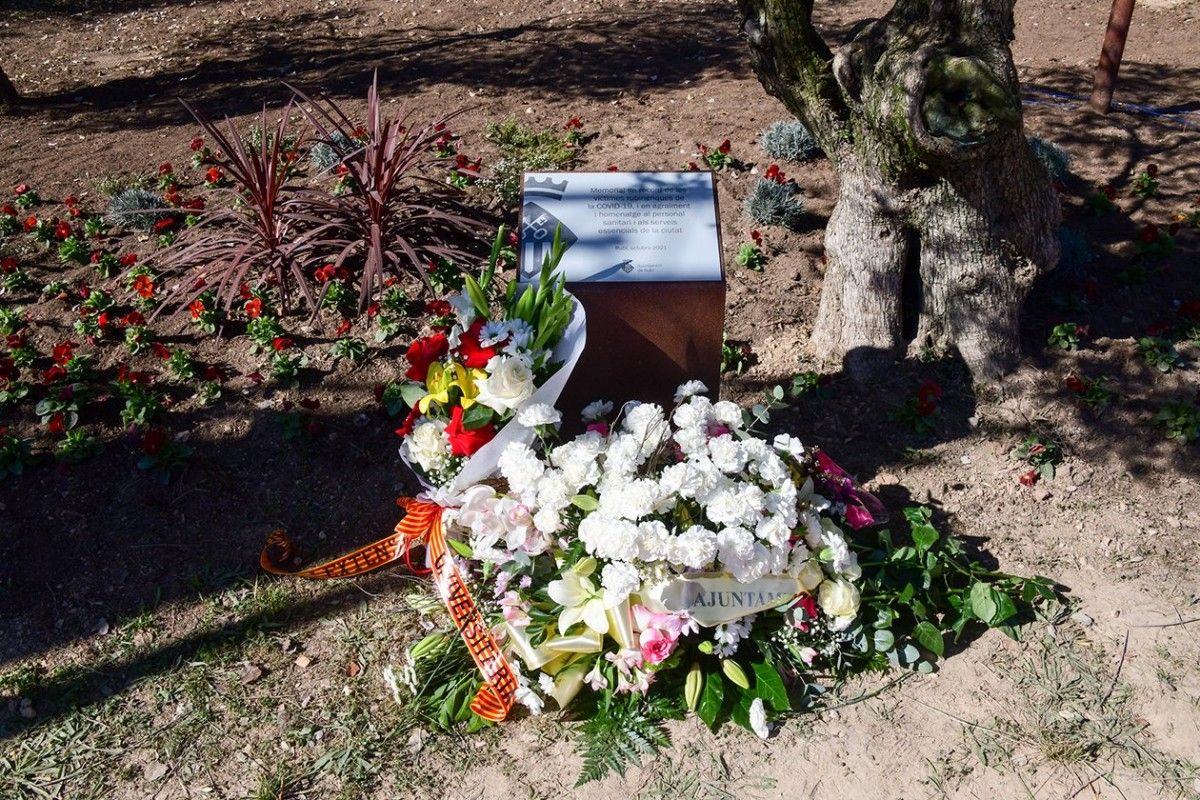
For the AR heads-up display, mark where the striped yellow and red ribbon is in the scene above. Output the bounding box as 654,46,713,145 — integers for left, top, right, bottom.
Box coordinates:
260,498,517,722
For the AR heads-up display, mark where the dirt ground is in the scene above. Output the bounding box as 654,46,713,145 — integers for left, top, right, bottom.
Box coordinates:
1,0,1198,798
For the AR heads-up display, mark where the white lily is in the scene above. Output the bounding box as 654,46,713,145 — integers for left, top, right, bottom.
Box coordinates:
547,571,620,635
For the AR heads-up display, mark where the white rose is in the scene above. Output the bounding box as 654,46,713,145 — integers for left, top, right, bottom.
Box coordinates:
817,578,861,622
476,355,534,413
795,559,824,592
403,419,449,473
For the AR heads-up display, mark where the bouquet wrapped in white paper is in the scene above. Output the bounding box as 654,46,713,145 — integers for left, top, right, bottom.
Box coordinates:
394,227,585,497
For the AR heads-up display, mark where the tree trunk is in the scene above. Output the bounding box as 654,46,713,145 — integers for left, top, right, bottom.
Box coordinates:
0,66,19,108
739,0,1060,384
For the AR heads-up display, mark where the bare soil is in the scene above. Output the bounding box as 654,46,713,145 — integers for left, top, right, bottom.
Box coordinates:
1,1,1198,798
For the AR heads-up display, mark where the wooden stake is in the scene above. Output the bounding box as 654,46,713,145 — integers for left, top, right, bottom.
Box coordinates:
1089,0,1136,113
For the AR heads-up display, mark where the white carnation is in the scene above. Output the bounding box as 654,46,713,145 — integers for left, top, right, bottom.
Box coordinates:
600,561,641,603
497,442,545,496
598,477,660,521
755,515,792,548
671,525,718,569
708,435,748,474
578,514,640,562
622,402,670,457
635,520,673,562
673,380,708,403
712,400,744,429
516,403,562,428
705,483,766,528
581,399,613,422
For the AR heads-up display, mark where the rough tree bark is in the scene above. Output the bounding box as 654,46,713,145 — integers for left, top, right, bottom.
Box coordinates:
738,0,1060,384
0,66,19,108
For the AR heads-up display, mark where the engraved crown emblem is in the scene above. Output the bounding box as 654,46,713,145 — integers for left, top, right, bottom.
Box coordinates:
524,176,569,200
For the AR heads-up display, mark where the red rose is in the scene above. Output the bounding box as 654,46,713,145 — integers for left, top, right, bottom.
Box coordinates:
456,320,497,369
404,332,448,381
393,405,422,438
445,404,496,457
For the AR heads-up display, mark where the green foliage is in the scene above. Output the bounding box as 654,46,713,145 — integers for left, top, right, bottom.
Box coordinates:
57,236,89,265
734,242,765,271
574,694,672,786
720,334,752,376
106,187,166,231
744,178,804,228
1047,322,1083,351
480,119,579,206
1136,336,1181,373
0,432,33,479
1130,168,1159,199
246,315,284,354
1,269,35,294
330,336,368,365
1155,401,1199,444
1012,434,1063,481
55,429,104,464
1028,136,1071,181
759,120,821,163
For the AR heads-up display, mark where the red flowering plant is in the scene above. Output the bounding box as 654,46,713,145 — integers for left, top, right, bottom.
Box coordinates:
13,184,40,210
735,229,766,271
112,367,163,427
35,380,89,432
155,161,179,191
394,226,582,488
1130,163,1159,199
137,426,193,484
696,139,736,171
894,380,942,436
1011,434,1062,485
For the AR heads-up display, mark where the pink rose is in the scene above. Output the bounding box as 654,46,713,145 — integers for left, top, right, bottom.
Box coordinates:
639,629,676,664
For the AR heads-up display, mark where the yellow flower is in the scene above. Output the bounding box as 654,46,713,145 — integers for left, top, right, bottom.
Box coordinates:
418,362,485,413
